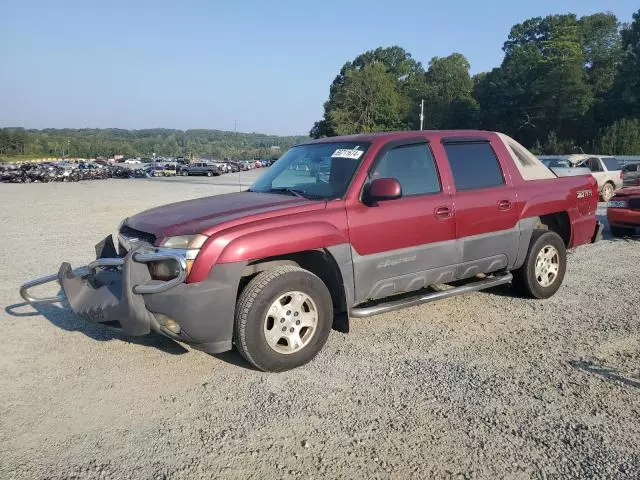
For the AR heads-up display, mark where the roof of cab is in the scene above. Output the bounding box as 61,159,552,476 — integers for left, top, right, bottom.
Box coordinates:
301,130,498,145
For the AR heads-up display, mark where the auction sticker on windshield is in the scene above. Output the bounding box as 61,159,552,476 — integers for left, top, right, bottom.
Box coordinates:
331,148,364,160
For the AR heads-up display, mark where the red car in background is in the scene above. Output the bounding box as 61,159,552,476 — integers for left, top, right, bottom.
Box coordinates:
607,187,640,237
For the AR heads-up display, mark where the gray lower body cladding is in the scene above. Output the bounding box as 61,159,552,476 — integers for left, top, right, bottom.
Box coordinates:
350,219,535,304
59,246,246,354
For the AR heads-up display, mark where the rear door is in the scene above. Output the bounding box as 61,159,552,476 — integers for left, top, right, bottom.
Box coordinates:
347,140,457,303
442,139,519,279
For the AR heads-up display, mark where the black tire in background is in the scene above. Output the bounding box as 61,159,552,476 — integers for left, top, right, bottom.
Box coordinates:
610,225,634,238
234,265,333,372
513,230,567,299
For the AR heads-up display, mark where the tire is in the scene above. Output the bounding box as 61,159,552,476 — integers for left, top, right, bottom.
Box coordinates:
601,182,615,202
234,265,333,372
513,230,567,299
610,225,633,238
182,171,189,176
206,171,213,177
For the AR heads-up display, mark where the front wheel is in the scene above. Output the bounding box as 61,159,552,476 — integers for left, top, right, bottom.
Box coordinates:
601,182,615,202
234,265,333,372
206,171,213,177
513,230,567,299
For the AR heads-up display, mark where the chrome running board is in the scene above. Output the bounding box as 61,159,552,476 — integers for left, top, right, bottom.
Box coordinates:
350,272,513,318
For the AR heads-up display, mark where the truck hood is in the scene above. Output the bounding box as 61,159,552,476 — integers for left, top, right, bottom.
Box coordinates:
125,191,324,240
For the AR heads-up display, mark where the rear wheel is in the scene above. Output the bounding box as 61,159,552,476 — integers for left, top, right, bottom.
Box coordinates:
513,230,567,299
234,265,333,372
601,182,615,202
611,225,633,238
206,171,213,177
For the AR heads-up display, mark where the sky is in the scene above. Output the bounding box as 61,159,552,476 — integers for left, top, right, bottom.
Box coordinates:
1,1,637,136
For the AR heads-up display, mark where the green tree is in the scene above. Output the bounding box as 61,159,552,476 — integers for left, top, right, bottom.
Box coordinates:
476,14,603,148
327,62,405,135
608,9,640,120
417,53,479,129
310,46,423,137
580,13,623,96
597,117,640,154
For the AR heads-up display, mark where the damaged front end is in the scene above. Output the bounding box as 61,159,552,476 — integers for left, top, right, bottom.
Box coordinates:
20,236,188,337
20,221,247,355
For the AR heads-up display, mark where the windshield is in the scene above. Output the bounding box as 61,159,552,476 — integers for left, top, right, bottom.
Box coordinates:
602,157,618,171
250,142,370,199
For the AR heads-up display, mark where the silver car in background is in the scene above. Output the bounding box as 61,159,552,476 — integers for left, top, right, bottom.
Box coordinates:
622,163,640,187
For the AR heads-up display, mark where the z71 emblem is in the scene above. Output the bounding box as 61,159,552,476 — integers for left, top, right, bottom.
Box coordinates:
576,190,593,199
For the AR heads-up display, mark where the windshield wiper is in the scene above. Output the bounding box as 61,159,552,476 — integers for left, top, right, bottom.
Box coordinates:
267,187,310,199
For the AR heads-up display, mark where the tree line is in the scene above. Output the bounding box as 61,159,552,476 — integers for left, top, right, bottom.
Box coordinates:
311,9,640,155
0,128,308,161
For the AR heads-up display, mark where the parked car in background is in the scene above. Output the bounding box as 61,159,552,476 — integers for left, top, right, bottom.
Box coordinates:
621,163,640,187
161,164,178,176
567,154,622,201
607,187,640,237
124,159,141,164
183,162,220,177
148,165,164,177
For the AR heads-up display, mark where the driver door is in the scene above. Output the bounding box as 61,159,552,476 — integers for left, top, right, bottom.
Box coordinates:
347,142,457,304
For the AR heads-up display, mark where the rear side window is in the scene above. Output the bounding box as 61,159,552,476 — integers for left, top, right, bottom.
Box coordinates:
371,143,440,196
443,142,504,191
602,157,618,171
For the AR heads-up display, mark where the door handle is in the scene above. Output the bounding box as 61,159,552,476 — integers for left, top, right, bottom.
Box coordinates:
497,200,512,211
434,206,452,219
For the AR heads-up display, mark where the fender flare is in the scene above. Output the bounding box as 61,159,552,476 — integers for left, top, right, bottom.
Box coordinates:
188,221,350,282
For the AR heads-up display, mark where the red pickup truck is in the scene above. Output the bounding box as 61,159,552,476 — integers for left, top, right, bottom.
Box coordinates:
21,131,602,371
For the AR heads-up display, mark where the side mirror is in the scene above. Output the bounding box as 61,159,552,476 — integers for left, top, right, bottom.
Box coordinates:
368,177,402,202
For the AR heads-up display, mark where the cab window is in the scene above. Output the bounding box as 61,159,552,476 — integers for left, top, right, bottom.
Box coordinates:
370,143,441,196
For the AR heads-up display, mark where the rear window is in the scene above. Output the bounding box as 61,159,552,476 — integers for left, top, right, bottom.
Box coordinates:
602,157,619,171
443,142,505,191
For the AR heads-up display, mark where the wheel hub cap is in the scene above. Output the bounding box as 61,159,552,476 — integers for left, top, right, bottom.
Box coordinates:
263,291,317,354
534,245,560,287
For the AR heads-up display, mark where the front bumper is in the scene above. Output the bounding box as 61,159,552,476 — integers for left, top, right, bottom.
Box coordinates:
20,237,246,354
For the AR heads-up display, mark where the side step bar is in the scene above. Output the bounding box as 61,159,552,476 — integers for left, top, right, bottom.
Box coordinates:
350,272,513,318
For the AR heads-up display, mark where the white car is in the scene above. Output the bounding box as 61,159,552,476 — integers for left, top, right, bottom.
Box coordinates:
124,159,141,164
567,154,622,202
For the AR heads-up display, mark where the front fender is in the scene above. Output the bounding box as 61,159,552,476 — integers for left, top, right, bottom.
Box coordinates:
188,221,349,282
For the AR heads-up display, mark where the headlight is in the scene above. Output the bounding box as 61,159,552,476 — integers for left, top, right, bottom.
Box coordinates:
148,259,183,281
147,234,208,280
160,234,208,249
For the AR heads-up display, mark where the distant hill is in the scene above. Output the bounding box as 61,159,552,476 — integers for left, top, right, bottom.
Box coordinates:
0,128,309,160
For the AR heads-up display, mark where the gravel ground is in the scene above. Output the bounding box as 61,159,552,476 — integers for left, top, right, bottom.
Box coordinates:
1,175,639,479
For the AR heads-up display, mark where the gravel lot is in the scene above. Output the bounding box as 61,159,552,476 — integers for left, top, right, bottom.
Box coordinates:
1,174,639,479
